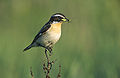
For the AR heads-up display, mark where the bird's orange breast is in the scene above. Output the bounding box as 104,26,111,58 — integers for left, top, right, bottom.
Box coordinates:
37,22,62,47
48,22,62,34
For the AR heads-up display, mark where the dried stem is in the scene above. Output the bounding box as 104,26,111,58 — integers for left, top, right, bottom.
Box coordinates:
57,65,61,78
43,49,57,78
29,49,61,78
30,67,34,78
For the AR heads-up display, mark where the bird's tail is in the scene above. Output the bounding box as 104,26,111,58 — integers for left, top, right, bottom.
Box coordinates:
23,44,32,52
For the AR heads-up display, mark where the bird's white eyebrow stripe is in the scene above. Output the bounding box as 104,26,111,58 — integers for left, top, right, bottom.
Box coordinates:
54,15,64,18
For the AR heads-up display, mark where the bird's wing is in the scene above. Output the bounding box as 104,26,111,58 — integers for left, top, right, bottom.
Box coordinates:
39,22,51,33
31,22,51,44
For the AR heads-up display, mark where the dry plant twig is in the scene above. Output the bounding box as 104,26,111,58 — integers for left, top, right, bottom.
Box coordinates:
30,67,34,78
29,49,61,78
57,65,61,78
43,49,57,78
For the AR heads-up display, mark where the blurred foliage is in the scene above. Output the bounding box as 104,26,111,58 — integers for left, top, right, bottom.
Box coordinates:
0,0,120,78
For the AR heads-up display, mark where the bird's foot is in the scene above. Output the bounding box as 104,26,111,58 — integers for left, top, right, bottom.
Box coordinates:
47,47,53,56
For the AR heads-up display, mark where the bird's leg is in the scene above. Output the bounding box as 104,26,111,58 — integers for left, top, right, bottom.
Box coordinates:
47,42,53,55
45,49,48,60
47,47,53,56
48,47,52,53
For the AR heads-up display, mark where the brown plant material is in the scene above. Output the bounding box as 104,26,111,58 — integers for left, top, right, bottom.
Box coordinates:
30,49,61,78
30,67,34,78
57,65,61,78
43,49,57,78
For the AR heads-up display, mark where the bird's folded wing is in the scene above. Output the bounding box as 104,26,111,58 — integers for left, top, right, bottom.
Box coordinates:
31,22,51,44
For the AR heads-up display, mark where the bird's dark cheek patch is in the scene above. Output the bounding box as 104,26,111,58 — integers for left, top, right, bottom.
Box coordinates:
54,18,58,20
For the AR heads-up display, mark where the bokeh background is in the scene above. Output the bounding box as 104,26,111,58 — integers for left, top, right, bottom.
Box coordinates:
0,0,120,78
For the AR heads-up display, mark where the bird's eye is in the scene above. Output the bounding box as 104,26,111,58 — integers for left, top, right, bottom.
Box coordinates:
58,16,63,19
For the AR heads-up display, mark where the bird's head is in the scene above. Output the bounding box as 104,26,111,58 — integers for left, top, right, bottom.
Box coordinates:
49,13,69,23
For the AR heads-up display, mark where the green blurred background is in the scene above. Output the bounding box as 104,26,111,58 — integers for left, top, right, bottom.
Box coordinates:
0,0,120,78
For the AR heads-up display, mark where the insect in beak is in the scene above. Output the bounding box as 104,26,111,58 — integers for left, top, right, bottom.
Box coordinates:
61,18,69,22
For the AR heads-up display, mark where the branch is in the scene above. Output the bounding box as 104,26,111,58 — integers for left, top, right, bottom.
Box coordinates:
29,49,61,78
30,67,34,78
57,65,61,78
43,57,57,78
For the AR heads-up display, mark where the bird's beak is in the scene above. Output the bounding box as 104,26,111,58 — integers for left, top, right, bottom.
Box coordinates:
61,18,69,22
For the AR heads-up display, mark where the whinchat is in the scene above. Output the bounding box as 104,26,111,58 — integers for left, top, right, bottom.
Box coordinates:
23,13,69,54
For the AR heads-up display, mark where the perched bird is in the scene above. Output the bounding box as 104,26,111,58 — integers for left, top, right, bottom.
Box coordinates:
23,13,69,54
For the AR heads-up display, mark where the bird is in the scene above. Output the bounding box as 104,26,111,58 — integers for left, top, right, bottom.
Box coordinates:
23,13,69,55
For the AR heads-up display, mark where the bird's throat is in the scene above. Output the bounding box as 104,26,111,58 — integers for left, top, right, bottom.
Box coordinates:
49,22,62,34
